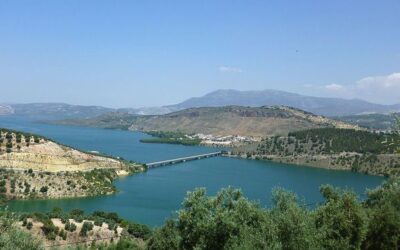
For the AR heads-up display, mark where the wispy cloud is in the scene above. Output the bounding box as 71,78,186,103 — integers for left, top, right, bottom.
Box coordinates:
324,83,343,91
218,66,243,73
308,72,400,104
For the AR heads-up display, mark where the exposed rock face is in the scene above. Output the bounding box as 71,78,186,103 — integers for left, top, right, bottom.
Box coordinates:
0,128,145,201
1,141,125,172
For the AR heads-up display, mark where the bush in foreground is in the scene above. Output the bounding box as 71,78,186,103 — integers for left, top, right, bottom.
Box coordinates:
148,177,400,250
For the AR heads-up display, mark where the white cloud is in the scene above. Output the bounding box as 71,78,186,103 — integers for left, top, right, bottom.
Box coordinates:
218,66,243,73
308,72,400,104
325,83,343,91
356,72,400,89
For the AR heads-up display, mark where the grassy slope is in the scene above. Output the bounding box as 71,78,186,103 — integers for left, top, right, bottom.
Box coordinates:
51,106,360,137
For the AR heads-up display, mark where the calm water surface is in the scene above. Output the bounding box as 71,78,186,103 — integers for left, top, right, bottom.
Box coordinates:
0,116,384,226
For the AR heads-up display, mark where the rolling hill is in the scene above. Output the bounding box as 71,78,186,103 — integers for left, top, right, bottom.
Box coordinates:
55,106,361,137
334,113,399,131
166,89,400,117
8,103,114,119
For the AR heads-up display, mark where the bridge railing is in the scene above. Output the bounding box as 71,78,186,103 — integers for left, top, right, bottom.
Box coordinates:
146,151,222,168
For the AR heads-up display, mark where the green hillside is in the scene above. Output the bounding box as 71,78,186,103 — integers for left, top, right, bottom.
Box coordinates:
233,128,400,177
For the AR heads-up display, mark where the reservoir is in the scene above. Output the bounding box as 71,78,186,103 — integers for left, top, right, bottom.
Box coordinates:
0,116,384,226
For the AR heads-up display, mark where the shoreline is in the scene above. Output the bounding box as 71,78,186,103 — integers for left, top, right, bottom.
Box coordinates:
223,153,389,177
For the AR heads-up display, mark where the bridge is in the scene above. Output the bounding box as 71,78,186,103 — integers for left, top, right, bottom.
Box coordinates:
146,151,222,168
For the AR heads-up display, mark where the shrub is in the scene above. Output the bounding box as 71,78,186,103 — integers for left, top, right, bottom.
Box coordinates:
80,221,93,236
127,222,152,240
58,229,67,240
39,186,48,193
0,226,43,250
64,221,77,232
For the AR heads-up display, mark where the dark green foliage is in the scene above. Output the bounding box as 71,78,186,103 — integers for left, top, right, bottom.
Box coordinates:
80,221,93,236
39,186,48,193
0,212,43,250
83,169,117,194
0,180,6,194
314,185,367,249
336,113,399,130
140,131,201,146
38,215,59,240
22,218,27,226
99,237,142,250
392,114,400,135
271,189,317,249
64,221,77,232
362,177,400,249
147,220,180,250
58,229,67,240
148,178,400,250
50,207,63,218
149,187,280,250
69,208,85,222
250,127,400,176
127,222,152,240
288,128,399,154
16,134,21,143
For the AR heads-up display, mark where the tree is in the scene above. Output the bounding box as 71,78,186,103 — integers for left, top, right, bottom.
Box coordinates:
149,188,280,250
393,114,400,135
362,178,400,249
314,185,367,250
80,221,93,236
270,188,317,250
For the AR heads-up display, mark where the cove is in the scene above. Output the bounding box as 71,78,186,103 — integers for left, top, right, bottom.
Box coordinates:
0,116,385,226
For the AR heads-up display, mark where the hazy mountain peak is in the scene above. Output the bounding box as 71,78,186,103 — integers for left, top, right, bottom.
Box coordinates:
169,89,400,116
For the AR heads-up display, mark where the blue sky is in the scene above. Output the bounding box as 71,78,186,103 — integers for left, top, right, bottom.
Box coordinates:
1,0,399,107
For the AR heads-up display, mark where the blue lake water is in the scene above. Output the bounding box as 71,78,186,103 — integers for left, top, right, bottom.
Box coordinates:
0,116,384,226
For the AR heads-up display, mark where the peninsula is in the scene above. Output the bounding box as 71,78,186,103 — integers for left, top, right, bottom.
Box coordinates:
0,128,144,205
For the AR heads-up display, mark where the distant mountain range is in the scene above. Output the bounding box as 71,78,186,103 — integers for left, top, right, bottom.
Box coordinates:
165,89,400,117
2,89,400,119
0,104,14,115
0,103,114,120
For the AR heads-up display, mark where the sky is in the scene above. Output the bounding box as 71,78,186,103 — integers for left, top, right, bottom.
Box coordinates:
0,0,399,108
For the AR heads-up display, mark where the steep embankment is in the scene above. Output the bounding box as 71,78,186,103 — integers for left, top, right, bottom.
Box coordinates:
0,128,144,202
231,128,400,177
0,129,126,172
55,106,361,138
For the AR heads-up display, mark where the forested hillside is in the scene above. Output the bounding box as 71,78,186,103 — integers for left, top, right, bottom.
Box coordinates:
335,113,399,131
232,128,400,176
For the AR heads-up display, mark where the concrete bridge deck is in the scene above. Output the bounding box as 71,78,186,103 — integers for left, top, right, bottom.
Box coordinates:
146,151,222,168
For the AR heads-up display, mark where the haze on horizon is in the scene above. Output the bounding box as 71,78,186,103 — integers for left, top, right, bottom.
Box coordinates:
0,0,399,108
